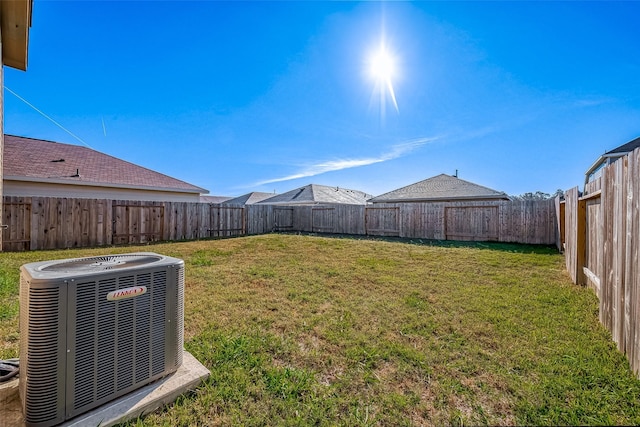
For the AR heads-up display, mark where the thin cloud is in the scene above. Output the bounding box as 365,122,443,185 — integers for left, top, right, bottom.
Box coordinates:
253,136,441,186
572,98,612,108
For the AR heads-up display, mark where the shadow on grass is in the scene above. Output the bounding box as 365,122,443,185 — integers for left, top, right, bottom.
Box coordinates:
275,231,560,255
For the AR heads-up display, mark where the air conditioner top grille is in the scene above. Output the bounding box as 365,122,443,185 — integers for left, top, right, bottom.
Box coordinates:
39,255,162,273
21,252,182,281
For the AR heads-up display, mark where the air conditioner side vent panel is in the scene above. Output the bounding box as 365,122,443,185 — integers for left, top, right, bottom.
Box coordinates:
20,281,66,427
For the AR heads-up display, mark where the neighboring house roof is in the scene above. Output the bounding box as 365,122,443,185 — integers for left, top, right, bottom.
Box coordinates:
604,136,640,155
585,136,640,184
258,184,372,205
222,192,275,205
200,195,233,203
1,0,32,70
3,134,208,194
368,174,510,203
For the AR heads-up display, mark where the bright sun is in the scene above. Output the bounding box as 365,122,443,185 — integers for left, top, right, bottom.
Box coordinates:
369,47,396,81
367,41,399,116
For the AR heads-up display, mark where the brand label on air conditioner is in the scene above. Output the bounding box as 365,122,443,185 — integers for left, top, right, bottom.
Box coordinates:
107,286,147,301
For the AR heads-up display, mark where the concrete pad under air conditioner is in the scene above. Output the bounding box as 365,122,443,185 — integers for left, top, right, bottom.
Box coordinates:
0,351,210,427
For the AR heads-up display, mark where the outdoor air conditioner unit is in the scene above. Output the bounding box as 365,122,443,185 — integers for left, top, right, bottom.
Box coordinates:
19,252,184,427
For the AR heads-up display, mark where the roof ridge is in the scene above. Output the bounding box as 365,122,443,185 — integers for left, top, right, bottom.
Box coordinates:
372,173,451,199
369,174,507,202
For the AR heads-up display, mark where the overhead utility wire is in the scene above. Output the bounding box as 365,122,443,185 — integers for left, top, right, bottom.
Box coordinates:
4,86,93,149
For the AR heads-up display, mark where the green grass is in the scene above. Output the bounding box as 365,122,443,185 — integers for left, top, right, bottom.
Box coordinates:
2,234,640,426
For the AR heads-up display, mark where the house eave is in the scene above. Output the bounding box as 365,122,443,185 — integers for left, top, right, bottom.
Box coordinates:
1,0,32,70
584,152,628,183
369,194,510,203
4,175,208,195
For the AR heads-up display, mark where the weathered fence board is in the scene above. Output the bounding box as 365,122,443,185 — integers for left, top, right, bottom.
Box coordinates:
564,187,581,284
628,152,640,370
585,195,602,296
555,195,564,252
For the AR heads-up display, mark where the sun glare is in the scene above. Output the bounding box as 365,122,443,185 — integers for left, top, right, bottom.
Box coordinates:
369,47,396,81
367,41,399,118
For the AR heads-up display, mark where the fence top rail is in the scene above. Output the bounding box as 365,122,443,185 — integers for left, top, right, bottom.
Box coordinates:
579,190,602,201
365,206,400,210
444,205,499,209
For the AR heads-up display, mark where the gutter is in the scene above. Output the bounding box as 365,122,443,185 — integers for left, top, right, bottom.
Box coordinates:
4,175,208,195
584,152,631,185
368,195,511,203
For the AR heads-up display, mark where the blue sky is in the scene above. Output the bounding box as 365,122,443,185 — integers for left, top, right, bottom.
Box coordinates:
4,1,640,198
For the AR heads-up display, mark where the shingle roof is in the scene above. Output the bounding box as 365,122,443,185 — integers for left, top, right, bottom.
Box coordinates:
258,184,372,205
200,195,233,203
369,174,509,203
3,134,207,194
222,192,275,205
606,136,640,154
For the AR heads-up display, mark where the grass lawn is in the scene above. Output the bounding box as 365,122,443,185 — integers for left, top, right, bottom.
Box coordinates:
2,233,640,426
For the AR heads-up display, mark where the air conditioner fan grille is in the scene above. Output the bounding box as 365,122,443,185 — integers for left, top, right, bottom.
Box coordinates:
39,255,162,273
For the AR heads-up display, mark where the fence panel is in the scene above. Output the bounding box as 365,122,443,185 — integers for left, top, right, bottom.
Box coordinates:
273,207,294,231
445,205,498,241
112,201,164,245
245,204,273,235
397,202,444,239
291,206,313,232
26,197,112,250
333,204,366,235
584,195,602,296
585,176,602,195
210,205,245,237
365,206,400,236
311,207,335,233
2,196,31,251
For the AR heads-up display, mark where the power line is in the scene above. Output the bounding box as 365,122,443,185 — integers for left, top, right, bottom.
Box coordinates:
4,86,93,149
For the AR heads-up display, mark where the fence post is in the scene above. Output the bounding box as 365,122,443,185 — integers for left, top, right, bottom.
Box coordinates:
554,195,564,252
576,198,587,286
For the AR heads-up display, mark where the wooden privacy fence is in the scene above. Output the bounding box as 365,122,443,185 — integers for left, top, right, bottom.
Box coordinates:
245,200,557,243
2,197,557,251
563,146,640,376
1,198,249,251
